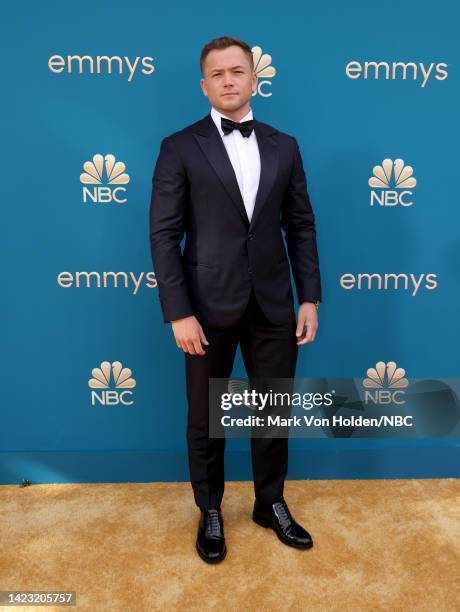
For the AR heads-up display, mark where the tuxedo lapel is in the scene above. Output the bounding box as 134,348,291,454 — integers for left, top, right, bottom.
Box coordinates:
193,113,279,230
250,119,278,231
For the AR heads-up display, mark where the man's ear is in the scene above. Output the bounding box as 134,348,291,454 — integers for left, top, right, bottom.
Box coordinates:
200,78,208,97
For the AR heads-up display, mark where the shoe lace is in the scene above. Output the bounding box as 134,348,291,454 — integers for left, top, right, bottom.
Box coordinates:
205,509,223,538
273,501,291,529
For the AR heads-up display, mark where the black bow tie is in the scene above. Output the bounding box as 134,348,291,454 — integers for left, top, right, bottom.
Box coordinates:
221,116,255,138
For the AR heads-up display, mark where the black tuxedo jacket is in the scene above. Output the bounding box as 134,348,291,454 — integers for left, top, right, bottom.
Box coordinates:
149,112,322,328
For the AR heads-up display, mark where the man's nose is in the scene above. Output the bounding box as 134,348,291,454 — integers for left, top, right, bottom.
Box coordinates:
223,73,234,87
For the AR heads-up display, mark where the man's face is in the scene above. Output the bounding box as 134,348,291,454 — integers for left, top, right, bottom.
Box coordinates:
200,45,258,115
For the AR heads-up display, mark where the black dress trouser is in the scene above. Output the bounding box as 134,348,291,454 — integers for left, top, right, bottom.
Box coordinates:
184,288,298,510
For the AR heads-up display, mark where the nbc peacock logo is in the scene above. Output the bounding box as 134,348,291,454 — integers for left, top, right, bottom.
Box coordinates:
369,158,416,207
88,360,136,406
80,153,130,204
363,361,409,405
252,46,276,97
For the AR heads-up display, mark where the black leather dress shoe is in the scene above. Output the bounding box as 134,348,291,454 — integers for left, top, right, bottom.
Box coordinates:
196,508,227,563
252,498,313,549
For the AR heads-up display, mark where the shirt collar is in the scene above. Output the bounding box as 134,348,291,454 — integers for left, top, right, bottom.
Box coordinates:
211,106,254,137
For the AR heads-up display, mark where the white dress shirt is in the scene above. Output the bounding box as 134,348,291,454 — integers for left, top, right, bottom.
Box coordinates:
210,106,261,223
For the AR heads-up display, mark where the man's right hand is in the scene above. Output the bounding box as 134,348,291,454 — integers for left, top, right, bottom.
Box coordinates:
171,315,209,355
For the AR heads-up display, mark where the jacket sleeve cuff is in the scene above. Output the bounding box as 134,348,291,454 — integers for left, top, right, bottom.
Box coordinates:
159,291,194,323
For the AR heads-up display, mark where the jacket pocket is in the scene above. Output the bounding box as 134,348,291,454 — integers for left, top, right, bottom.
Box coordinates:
184,259,215,269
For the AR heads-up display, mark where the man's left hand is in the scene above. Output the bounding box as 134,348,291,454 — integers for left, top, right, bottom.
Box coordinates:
295,302,318,345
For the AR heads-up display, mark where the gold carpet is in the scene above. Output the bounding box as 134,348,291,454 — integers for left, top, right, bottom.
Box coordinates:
0,479,459,611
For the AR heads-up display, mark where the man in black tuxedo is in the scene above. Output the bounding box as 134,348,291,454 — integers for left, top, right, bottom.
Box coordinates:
149,36,322,563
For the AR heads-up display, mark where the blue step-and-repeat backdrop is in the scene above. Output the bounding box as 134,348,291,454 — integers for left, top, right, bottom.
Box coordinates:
2,1,459,483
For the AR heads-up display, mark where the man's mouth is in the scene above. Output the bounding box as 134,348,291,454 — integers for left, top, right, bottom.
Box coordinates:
222,93,238,96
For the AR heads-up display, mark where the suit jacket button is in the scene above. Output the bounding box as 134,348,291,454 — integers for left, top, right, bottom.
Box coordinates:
248,267,253,274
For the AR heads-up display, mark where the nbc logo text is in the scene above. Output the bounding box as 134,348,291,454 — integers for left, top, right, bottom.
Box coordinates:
252,46,276,97
81,154,130,204
88,361,136,406
363,361,409,405
369,158,416,207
